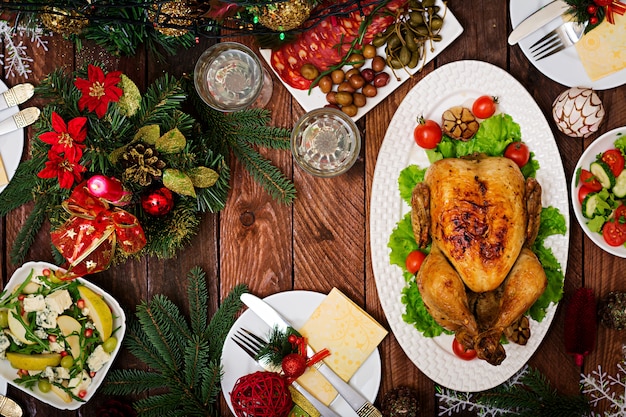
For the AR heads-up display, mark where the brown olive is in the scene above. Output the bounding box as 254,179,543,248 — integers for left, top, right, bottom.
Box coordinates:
341,104,358,117
345,68,360,79
349,74,365,89
331,69,345,84
324,103,340,110
362,84,377,98
337,81,355,93
335,91,353,106
347,53,365,68
326,91,338,105
318,75,333,94
300,63,319,80
373,72,390,88
353,92,367,108
371,56,386,72
361,68,375,83
362,44,377,59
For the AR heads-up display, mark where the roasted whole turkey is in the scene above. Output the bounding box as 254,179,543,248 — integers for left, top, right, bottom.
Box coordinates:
411,154,547,366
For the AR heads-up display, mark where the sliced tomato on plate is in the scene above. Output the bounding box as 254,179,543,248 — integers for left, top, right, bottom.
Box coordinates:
578,186,594,205
579,169,603,192
601,149,625,177
614,204,626,228
602,220,626,246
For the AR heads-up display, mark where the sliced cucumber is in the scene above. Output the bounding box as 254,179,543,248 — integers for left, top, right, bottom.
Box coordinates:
590,161,616,189
582,193,602,219
613,170,626,198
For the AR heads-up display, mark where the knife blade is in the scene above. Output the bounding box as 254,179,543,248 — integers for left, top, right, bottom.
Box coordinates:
241,293,382,417
508,0,570,45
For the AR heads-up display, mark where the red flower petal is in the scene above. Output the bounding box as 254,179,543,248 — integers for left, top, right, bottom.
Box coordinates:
67,117,88,143
87,64,105,83
51,112,67,133
39,131,61,145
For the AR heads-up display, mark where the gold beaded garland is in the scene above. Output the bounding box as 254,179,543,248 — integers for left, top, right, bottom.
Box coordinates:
40,7,88,36
148,0,194,37
257,0,312,31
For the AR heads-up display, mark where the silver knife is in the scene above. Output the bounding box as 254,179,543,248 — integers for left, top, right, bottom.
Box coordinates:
241,293,382,417
508,0,571,45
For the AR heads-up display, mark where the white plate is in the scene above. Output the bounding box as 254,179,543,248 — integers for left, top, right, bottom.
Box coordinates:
260,0,464,121
571,126,626,257
369,60,570,392
0,261,126,410
0,81,25,194
220,290,381,416
510,0,626,90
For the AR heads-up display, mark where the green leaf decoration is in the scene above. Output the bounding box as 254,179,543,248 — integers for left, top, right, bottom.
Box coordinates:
103,267,247,417
133,124,161,145
163,169,196,198
188,166,219,188
156,128,186,154
117,74,141,117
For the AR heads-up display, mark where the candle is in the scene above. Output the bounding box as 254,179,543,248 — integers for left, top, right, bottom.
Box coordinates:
87,175,124,202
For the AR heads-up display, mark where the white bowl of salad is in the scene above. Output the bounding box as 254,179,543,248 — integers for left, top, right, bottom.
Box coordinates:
572,126,626,257
0,261,126,409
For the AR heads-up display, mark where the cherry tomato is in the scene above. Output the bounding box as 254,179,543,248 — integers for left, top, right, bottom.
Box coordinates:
579,169,603,192
601,149,625,177
504,142,530,167
471,95,497,119
405,250,427,274
603,220,626,246
577,186,594,205
413,119,442,149
452,337,477,360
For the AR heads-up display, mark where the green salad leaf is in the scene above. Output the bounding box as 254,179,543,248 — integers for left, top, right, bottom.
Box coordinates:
389,113,567,337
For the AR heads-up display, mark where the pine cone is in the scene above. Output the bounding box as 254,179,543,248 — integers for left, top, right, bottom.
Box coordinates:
505,315,531,345
120,143,166,187
598,291,626,330
382,386,419,417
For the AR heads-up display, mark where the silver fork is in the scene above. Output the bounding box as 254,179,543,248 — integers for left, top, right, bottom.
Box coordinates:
233,328,342,417
529,20,588,60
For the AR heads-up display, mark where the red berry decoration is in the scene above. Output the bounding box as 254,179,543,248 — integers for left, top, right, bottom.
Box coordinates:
587,4,598,14
141,187,174,216
281,353,307,379
590,16,599,24
230,371,292,417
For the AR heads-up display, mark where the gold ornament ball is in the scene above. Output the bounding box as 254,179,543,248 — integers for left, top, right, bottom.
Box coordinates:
258,0,312,31
149,1,194,37
40,8,88,36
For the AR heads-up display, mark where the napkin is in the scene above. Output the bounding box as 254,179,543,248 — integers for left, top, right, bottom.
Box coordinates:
0,154,8,186
295,288,388,406
575,13,626,81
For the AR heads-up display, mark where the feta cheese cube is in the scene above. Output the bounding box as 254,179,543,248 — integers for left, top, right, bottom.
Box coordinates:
35,308,58,329
0,334,10,357
34,329,48,340
87,345,111,372
49,341,64,353
23,295,46,312
69,370,91,396
45,290,72,315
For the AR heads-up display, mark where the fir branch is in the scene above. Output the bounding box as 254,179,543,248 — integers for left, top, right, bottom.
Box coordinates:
205,284,247,359
187,266,208,336
0,158,41,215
103,369,167,396
231,138,297,203
183,337,209,387
194,156,230,213
124,320,171,371
132,393,185,417
9,194,54,264
134,74,186,127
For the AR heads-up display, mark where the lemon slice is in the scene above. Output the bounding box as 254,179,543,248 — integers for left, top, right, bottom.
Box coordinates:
6,352,61,371
77,286,113,341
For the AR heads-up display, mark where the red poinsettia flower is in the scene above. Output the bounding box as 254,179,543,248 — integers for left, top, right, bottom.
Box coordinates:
74,65,123,118
39,112,87,161
37,150,87,189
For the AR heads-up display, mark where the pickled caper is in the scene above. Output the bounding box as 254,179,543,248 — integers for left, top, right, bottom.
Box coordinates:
409,11,424,26
422,0,435,7
408,51,420,69
372,33,387,48
408,0,422,8
387,33,401,50
405,34,419,52
399,46,412,65
389,58,403,69
430,16,443,30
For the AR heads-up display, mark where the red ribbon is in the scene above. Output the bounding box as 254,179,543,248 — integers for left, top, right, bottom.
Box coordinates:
606,0,626,24
51,181,146,278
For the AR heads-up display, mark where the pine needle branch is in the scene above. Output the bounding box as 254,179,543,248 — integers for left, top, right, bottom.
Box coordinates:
187,266,208,335
103,369,168,395
9,194,55,264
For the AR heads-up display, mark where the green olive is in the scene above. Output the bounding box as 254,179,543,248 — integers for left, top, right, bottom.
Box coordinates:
353,93,367,108
330,69,345,84
371,56,386,72
341,104,358,117
362,84,377,98
0,310,8,328
335,92,353,106
102,336,118,353
60,355,74,369
362,44,377,59
337,81,355,93
300,63,319,80
349,74,365,89
347,53,365,68
38,379,52,393
430,16,444,30
317,75,333,94
409,0,422,7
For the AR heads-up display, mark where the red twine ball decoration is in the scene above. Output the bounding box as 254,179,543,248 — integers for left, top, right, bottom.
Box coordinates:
230,371,293,417
141,187,174,216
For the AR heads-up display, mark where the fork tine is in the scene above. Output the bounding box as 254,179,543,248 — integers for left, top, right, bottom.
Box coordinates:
531,36,561,55
534,44,566,61
233,329,264,358
529,31,559,52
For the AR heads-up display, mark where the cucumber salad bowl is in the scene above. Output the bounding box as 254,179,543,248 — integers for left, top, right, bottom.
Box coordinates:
0,261,125,410
572,126,626,258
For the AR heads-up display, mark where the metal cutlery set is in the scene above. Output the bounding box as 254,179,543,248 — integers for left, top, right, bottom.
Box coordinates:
233,293,382,417
509,0,585,60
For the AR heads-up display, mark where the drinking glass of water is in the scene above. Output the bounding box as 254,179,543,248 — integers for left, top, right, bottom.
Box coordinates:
291,108,361,177
194,42,273,112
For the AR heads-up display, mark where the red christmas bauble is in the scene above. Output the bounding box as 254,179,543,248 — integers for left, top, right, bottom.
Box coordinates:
230,371,292,417
282,353,307,379
141,187,174,216
594,0,613,6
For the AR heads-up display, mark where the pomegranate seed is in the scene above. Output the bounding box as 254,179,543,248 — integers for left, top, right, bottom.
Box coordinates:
78,390,87,398
42,268,51,276
60,351,68,357
89,371,96,378
48,335,57,343
17,294,25,301
76,299,85,309
84,329,94,338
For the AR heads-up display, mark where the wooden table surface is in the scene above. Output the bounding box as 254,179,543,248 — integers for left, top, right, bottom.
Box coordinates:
2,1,626,416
